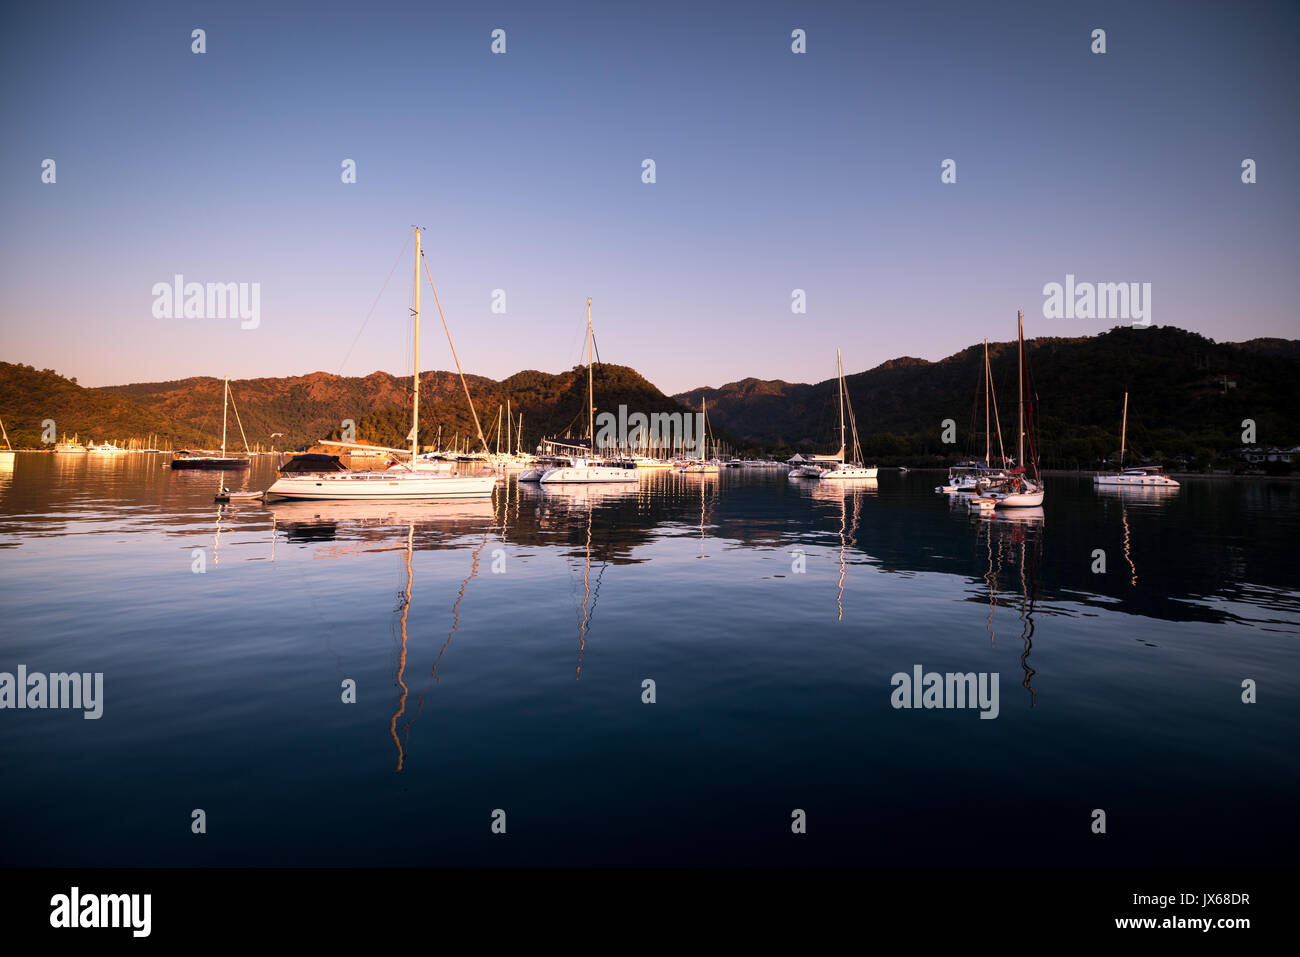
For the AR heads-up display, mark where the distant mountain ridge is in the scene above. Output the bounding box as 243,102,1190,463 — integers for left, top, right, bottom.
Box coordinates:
4,327,1298,468
673,327,1300,467
22,363,693,452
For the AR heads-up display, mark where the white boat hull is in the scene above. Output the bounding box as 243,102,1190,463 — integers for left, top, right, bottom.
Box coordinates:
820,466,878,480
994,489,1045,508
539,465,638,484
265,471,497,501
1093,474,1179,487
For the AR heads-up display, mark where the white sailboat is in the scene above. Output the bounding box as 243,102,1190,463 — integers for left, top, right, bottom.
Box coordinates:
988,312,1044,508
679,396,720,473
1093,392,1180,488
819,349,878,481
539,299,639,485
265,227,498,501
0,416,14,464
942,339,1011,494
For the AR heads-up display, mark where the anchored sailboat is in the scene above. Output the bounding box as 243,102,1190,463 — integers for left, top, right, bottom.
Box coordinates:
0,416,14,464
987,312,1044,508
679,396,720,473
539,299,638,484
819,349,878,481
171,377,251,469
790,349,878,479
1093,392,1180,488
264,227,498,501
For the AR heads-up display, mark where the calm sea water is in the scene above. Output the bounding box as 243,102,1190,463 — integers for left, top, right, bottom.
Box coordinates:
1,454,1297,867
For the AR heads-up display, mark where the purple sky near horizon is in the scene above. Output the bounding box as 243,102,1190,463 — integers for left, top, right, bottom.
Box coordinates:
1,0,1297,396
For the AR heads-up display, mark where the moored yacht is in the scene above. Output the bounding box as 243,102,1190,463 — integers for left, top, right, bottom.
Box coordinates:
984,313,1044,508
1093,393,1180,488
264,227,497,502
1095,465,1180,488
171,377,252,470
816,349,878,481
54,434,87,454
538,299,639,486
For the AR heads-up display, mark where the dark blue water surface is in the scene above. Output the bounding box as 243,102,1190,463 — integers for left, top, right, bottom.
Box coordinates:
1,454,1297,866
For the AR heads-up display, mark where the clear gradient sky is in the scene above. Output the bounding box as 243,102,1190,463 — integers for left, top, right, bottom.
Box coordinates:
1,0,1297,394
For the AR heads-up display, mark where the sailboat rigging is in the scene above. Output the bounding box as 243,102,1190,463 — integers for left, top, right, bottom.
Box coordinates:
538,299,638,484
171,377,251,469
264,227,498,501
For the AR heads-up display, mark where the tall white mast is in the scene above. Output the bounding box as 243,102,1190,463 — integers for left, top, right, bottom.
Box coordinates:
221,376,229,456
586,297,595,458
837,348,846,459
1120,391,1128,468
983,339,991,465
701,397,708,461
1017,312,1025,470
411,227,422,462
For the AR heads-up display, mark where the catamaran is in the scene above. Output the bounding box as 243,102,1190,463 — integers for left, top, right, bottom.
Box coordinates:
1093,392,1180,488
539,299,639,485
171,377,251,469
264,227,498,501
818,349,878,481
985,312,1045,508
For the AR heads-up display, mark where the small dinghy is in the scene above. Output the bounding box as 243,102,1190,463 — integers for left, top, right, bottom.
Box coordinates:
969,496,997,511
215,488,265,503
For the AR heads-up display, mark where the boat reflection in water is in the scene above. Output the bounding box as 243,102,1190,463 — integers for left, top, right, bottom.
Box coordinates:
807,478,877,619
1093,484,1176,586
972,505,1044,706
532,481,639,678
263,498,497,773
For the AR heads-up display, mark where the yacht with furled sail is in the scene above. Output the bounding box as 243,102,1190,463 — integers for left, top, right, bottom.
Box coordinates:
171,377,252,469
791,349,877,480
679,396,720,473
940,338,1012,494
984,312,1045,508
818,349,878,481
1093,392,1180,489
539,299,639,485
264,227,498,501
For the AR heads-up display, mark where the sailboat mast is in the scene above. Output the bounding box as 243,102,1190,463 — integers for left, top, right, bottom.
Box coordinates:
701,397,708,461
221,376,229,456
586,297,594,457
1120,391,1128,468
837,349,845,458
983,339,991,465
412,227,422,461
1016,312,1025,470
